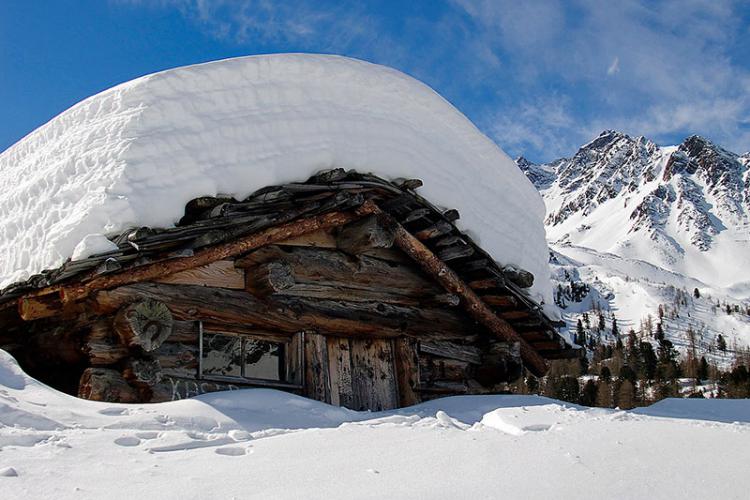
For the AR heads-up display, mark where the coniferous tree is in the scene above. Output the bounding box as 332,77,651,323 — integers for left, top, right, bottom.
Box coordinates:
576,318,586,346
698,356,709,381
596,381,612,408
580,379,598,407
693,288,700,299
611,317,619,337
619,365,638,386
598,312,606,332
717,334,727,352
599,366,611,383
655,322,664,341
640,341,657,380
617,380,636,409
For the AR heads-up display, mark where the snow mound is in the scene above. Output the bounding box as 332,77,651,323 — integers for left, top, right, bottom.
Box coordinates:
0,54,552,310
1,351,750,498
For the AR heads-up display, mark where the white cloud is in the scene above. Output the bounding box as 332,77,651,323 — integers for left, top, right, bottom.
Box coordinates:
607,57,620,76
118,0,750,158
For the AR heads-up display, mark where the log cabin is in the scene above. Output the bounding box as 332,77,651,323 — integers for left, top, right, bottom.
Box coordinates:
0,169,577,410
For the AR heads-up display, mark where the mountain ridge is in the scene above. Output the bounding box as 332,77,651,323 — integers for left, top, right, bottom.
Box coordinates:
517,131,750,366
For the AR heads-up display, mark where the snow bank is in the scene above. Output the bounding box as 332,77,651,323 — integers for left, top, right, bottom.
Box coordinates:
0,54,553,310
1,350,749,499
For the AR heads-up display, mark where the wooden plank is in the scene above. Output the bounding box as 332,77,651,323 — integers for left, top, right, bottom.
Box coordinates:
326,337,354,408
286,332,304,386
394,337,420,407
350,338,398,411
304,333,331,403
156,260,245,289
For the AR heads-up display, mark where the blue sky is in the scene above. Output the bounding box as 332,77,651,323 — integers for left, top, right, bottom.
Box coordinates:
1,0,748,162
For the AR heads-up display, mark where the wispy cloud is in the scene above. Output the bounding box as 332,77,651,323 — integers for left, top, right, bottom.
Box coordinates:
607,57,620,76
117,0,750,159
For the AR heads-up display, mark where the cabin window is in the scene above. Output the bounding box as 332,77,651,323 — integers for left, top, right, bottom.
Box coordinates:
199,328,285,383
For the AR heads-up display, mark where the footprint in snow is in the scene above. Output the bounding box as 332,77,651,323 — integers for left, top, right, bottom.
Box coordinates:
0,467,18,477
135,431,159,440
99,407,129,416
214,446,248,457
114,436,141,447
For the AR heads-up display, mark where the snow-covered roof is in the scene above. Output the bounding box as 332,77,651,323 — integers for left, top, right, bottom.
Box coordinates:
0,54,552,311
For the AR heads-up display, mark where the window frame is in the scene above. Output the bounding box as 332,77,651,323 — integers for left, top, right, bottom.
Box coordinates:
197,321,304,390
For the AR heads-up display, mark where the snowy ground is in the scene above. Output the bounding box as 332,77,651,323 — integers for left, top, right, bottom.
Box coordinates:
551,243,750,367
1,351,749,499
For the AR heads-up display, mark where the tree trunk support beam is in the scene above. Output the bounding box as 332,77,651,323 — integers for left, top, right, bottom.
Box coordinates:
370,203,549,376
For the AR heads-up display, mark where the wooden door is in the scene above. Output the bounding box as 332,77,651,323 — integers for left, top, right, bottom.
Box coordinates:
305,334,399,411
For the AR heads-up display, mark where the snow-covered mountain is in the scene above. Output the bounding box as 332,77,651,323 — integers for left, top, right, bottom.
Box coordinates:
518,131,750,365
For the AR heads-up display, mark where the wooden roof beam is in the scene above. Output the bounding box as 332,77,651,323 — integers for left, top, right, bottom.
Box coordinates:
18,206,375,321
369,202,549,377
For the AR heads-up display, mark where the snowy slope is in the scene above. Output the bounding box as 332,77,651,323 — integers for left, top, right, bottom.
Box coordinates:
522,131,750,293
1,350,749,499
518,132,750,361
549,244,750,367
0,54,553,310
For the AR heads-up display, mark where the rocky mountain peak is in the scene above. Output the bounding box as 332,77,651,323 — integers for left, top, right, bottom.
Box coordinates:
517,131,750,288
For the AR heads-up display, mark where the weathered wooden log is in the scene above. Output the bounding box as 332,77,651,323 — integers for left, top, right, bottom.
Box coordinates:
150,375,244,403
336,214,395,255
467,278,503,290
398,178,423,190
16,207,374,318
437,243,474,262
274,296,478,340
154,342,199,372
78,368,141,403
401,208,431,224
528,339,565,351
419,340,482,364
442,209,460,222
113,299,174,352
502,267,534,288
85,338,129,365
247,258,458,307
155,260,245,289
481,295,518,308
238,245,444,300
419,356,472,382
414,221,453,241
18,293,84,322
94,282,462,339
370,204,549,376
497,310,532,321
123,355,163,386
18,293,63,322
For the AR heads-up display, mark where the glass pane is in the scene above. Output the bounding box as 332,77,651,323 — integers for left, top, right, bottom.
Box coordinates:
244,339,283,381
202,333,242,377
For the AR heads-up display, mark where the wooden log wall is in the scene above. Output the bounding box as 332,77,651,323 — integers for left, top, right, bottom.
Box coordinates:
4,223,528,408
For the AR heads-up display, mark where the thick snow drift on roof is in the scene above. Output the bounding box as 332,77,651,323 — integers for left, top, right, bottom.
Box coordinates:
0,54,552,310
